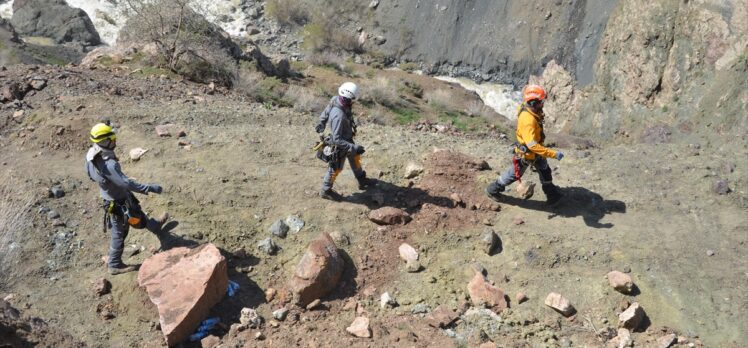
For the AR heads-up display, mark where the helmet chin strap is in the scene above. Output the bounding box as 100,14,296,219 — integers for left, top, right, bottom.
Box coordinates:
99,139,116,150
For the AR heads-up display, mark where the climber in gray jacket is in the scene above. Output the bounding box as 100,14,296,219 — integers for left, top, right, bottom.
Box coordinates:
85,122,168,275
316,82,376,200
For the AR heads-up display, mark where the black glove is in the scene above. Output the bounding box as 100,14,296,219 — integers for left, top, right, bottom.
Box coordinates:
148,184,163,194
315,123,325,134
354,145,366,155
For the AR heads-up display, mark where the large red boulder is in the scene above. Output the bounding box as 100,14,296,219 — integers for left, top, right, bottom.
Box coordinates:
287,233,344,306
467,272,508,313
368,207,411,225
138,243,228,346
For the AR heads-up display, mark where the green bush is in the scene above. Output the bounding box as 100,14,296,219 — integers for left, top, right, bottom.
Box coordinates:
393,108,421,125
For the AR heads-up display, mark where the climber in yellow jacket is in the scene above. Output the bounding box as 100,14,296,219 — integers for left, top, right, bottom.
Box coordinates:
486,84,564,205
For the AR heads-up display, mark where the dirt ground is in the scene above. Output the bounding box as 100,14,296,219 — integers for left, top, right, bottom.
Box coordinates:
0,64,746,347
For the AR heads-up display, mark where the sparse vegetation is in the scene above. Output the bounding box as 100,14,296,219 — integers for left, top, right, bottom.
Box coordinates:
285,85,326,113
399,62,419,72
301,11,362,55
425,89,458,112
265,0,308,26
363,77,403,108
0,181,32,281
393,108,422,125
235,69,289,107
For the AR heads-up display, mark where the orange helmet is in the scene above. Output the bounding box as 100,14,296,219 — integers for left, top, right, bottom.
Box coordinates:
523,85,547,103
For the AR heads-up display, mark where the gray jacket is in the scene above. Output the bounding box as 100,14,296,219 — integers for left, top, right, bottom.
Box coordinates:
85,145,151,201
319,96,356,153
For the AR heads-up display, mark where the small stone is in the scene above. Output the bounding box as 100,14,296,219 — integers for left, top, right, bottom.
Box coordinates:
480,229,500,255
368,207,411,225
240,307,262,328
268,319,280,328
29,79,47,90
544,292,574,316
449,193,464,207
468,273,508,312
269,219,289,238
405,259,422,273
254,331,264,340
12,110,24,119
155,124,173,137
129,147,148,161
618,302,644,330
411,303,430,314
49,186,65,198
257,238,278,255
516,182,535,199
622,265,632,273
403,163,424,178
512,216,525,225
426,305,458,328
658,333,676,348
47,210,60,220
368,0,379,9
607,271,634,294
380,292,397,309
329,231,350,246
305,299,321,310
51,219,66,227
398,243,419,263
285,215,305,233
515,292,527,304
346,317,371,338
200,335,220,348
706,250,715,256
612,328,632,348
713,180,730,195
272,307,289,321
619,299,631,311
93,278,111,296
178,139,191,147
265,288,276,302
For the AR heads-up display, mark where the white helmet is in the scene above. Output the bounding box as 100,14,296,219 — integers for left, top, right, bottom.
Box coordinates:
338,82,359,100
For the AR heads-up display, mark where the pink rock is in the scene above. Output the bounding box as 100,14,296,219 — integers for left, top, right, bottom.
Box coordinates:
658,333,676,348
516,182,535,199
515,292,527,304
544,292,574,316
398,243,419,263
287,233,344,307
155,124,174,137
138,244,228,346
426,305,458,328
346,317,371,338
607,271,634,294
368,207,412,225
93,278,111,297
201,335,220,348
467,273,508,312
618,302,644,330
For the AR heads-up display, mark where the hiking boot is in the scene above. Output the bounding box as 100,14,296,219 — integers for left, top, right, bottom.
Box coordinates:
358,178,377,190
485,182,505,202
108,264,137,275
320,189,342,201
542,184,563,206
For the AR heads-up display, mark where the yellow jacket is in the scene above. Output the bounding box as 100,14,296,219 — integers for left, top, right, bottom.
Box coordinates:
515,105,557,161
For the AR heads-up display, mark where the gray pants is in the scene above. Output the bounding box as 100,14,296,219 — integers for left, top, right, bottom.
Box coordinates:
321,152,365,191
108,211,161,269
487,156,559,198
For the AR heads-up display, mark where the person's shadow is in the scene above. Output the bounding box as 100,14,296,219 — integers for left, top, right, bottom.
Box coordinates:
342,180,454,214
498,186,626,228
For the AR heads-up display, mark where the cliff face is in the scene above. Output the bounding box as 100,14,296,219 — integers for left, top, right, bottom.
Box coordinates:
370,0,619,87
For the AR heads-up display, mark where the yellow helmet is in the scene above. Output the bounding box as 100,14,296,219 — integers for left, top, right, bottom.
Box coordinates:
90,123,117,143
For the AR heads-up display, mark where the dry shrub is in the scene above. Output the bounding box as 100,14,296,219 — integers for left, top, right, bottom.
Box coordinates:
266,0,308,26
0,181,32,280
466,100,487,117
235,69,289,106
425,89,458,111
306,51,344,68
301,11,362,54
364,77,402,108
285,85,326,113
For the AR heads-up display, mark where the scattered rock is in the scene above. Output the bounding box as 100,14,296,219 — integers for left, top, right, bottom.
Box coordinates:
51,219,66,227
467,273,508,312
607,271,634,294
49,186,65,198
12,110,24,119
368,0,379,9
272,307,289,321
329,231,350,246
285,215,305,233
254,331,264,340
618,302,644,330
610,328,632,348
137,244,228,346
368,207,411,225
426,305,458,328
713,180,730,195
706,249,715,256
265,288,276,302
405,259,422,273
239,307,262,328
380,292,397,309
398,243,419,263
305,299,321,310
257,238,278,255
155,124,174,137
93,278,111,297
516,182,535,199
373,35,387,45
346,317,371,338
200,335,220,348
658,333,676,348
403,163,424,179
29,78,46,91
544,292,575,317
287,233,344,307
512,216,525,225
449,192,464,207
411,303,430,314
480,229,500,255
1,83,23,102
46,210,60,220
269,219,289,238
128,147,148,161
515,292,527,304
